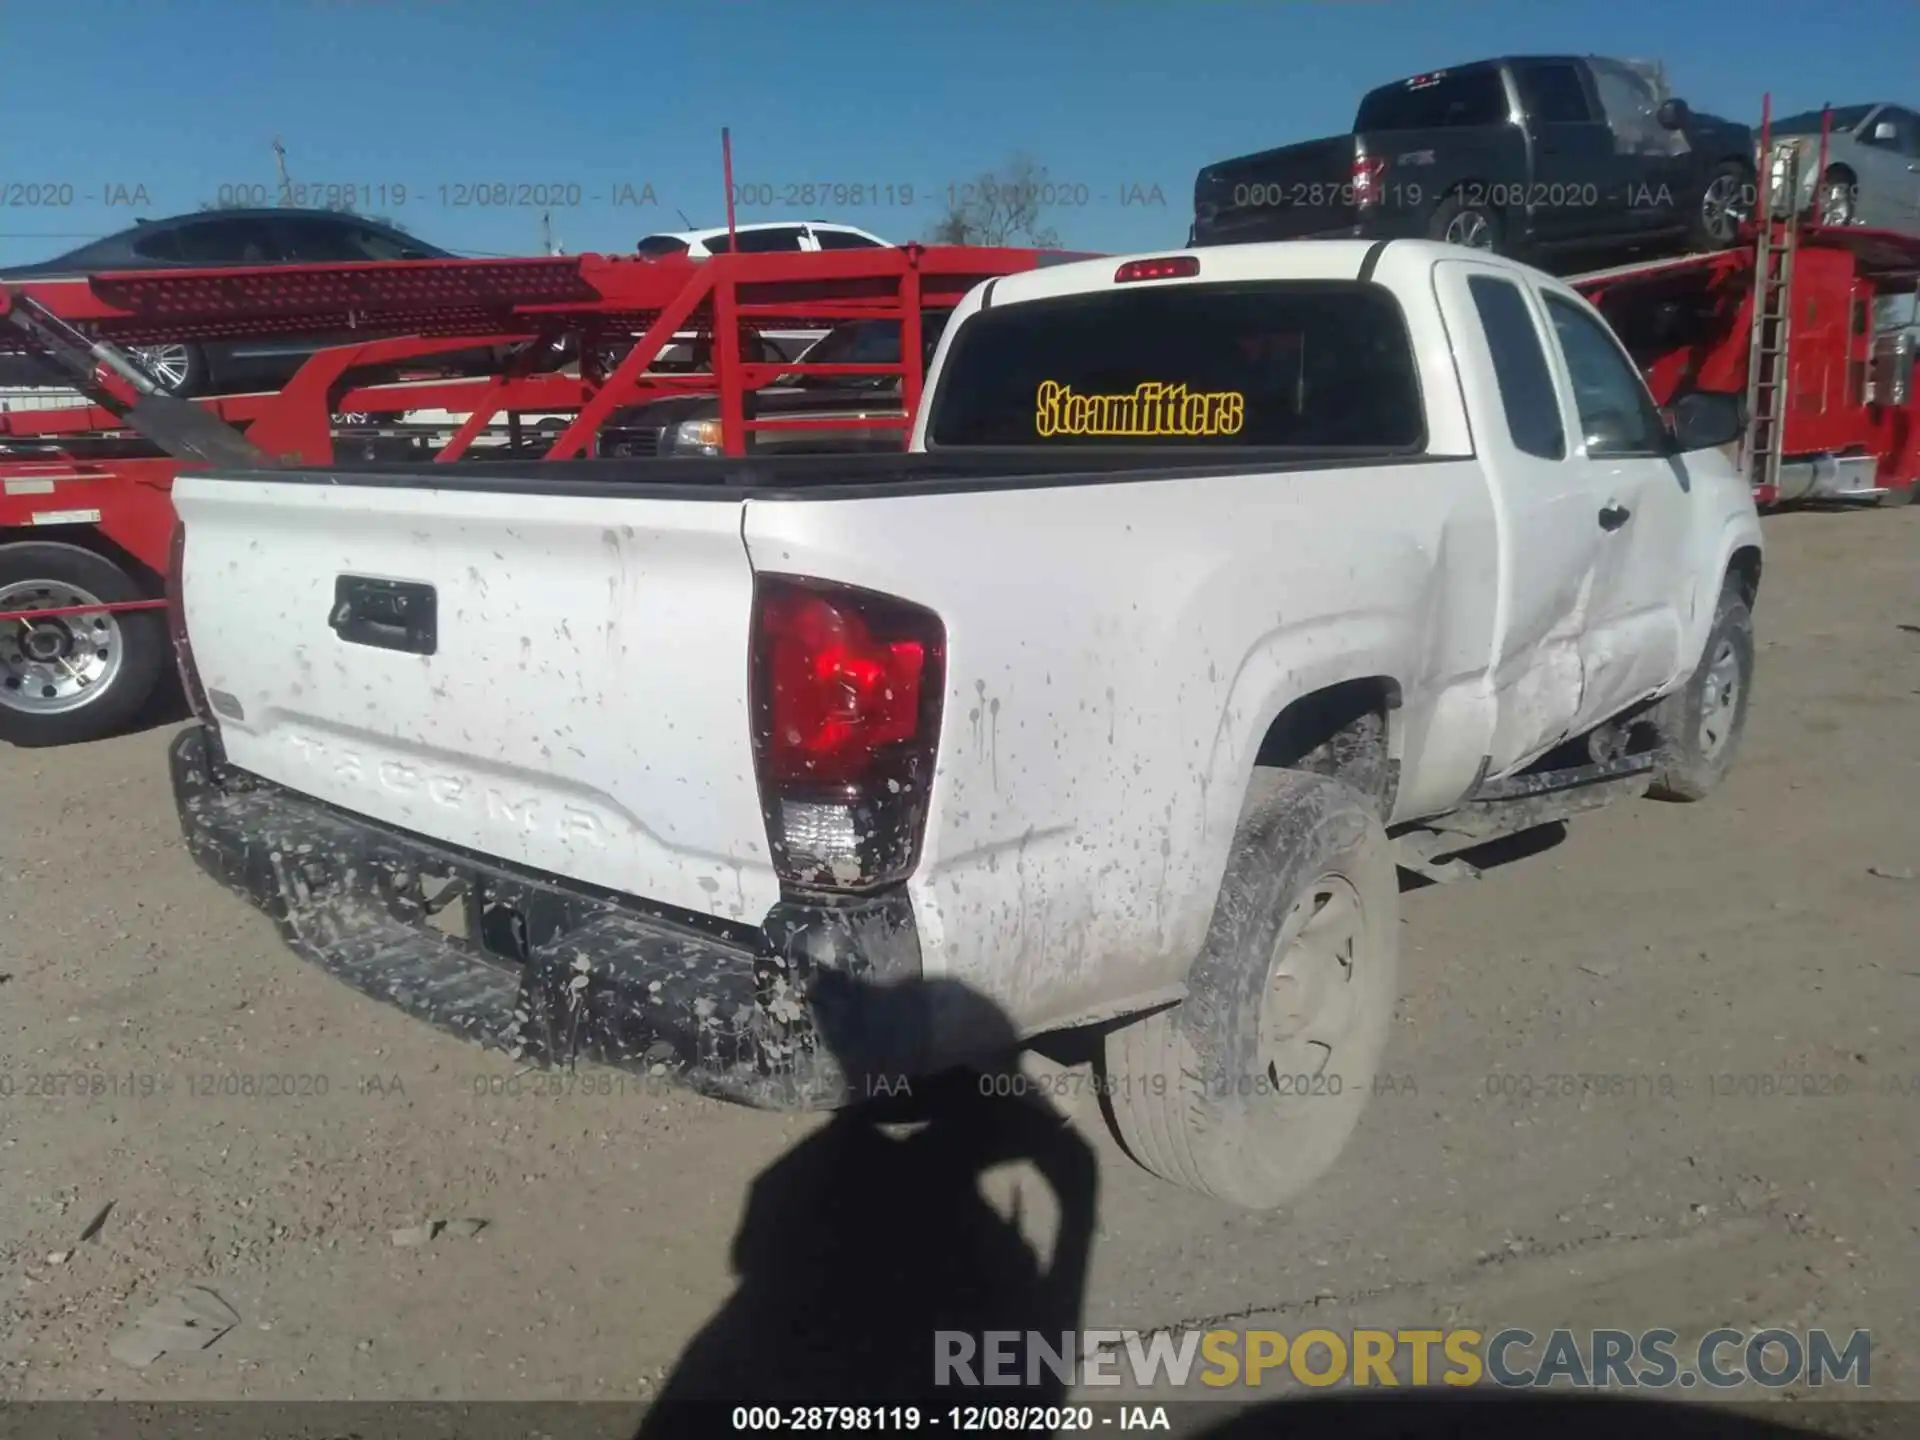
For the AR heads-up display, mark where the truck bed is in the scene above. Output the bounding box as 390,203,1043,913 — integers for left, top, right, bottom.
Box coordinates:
1192,134,1361,245
170,442,1457,940
221,445,1452,500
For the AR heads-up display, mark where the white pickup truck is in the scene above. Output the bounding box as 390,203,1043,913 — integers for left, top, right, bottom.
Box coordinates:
167,239,1763,1210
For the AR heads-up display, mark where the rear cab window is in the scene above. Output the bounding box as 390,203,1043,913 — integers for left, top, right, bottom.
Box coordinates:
1354,66,1510,131
926,281,1425,451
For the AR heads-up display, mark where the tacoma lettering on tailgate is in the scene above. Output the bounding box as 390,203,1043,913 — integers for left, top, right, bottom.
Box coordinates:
284,733,609,847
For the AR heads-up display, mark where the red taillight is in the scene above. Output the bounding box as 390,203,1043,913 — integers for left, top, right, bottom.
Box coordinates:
1352,155,1388,210
1115,255,1199,284
750,576,945,891
166,522,212,724
760,596,926,784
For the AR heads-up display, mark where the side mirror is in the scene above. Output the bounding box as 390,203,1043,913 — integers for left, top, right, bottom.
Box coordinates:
1872,331,1915,407
1656,98,1690,131
1872,120,1898,143
1666,390,1746,451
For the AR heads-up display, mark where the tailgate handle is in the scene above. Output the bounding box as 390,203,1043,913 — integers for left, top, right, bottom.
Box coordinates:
330,576,437,655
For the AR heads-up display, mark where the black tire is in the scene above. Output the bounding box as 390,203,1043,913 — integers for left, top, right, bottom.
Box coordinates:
128,342,208,398
1647,581,1755,802
1427,191,1502,254
1100,769,1400,1210
0,541,167,748
1688,160,1753,251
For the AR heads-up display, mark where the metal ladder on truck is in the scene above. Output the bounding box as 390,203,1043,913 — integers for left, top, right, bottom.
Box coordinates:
1742,143,1802,498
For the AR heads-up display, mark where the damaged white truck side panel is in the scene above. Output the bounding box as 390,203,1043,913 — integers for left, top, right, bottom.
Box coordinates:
740,462,1499,1037
168,237,1762,1128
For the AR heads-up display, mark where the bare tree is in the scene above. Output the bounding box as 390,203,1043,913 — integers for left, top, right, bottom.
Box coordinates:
926,154,1062,247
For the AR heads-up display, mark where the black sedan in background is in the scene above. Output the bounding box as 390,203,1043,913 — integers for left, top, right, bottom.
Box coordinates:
0,208,512,397
596,315,950,458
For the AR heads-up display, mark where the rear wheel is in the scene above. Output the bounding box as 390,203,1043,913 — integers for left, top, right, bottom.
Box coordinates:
1428,192,1501,254
1877,482,1914,508
1100,769,1400,1210
128,342,207,398
0,542,167,748
1647,581,1754,802
1688,161,1753,251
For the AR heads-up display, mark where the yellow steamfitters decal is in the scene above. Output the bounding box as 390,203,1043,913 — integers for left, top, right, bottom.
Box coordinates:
1034,380,1246,439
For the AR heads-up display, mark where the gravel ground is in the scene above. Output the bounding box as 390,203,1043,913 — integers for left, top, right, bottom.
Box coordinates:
1,507,1915,1421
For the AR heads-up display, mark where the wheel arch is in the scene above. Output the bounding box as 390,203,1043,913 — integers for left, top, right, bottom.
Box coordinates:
1431,181,1501,236
0,525,162,594
1725,544,1762,608
1253,674,1403,814
1680,530,1764,673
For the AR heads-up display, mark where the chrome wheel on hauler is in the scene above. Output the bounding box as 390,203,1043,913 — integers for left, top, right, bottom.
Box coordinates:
128,343,206,397
0,543,167,748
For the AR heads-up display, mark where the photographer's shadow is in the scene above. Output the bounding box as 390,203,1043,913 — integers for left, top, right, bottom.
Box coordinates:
635,973,1100,1434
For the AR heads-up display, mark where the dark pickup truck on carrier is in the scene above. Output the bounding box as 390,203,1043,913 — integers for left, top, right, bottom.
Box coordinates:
1191,55,1757,272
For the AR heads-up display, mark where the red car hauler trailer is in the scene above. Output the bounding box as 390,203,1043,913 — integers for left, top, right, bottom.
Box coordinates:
5,127,1917,749
0,242,1071,746
1573,108,1920,509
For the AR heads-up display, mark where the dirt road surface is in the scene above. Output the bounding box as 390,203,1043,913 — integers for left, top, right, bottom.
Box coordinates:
2,508,1915,1415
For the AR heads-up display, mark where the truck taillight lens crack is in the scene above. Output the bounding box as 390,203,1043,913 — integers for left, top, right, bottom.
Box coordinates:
750,575,945,892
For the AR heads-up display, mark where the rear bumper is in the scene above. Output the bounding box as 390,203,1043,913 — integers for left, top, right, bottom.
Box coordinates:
169,725,927,1110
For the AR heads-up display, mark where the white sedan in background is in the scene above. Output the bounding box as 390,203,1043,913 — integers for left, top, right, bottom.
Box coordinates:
634,220,892,258
617,221,897,364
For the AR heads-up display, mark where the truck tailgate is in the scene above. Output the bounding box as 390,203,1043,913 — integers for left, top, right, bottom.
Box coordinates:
171,475,782,927
1193,134,1359,243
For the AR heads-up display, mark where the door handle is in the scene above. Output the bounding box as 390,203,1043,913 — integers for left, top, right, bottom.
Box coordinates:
1598,503,1632,531
331,575,438,655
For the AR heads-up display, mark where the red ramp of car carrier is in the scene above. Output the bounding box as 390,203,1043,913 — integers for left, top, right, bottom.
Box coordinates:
0,242,1080,746
1572,219,1920,508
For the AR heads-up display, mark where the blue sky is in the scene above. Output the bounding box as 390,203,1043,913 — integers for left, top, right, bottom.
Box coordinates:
2,0,1916,266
